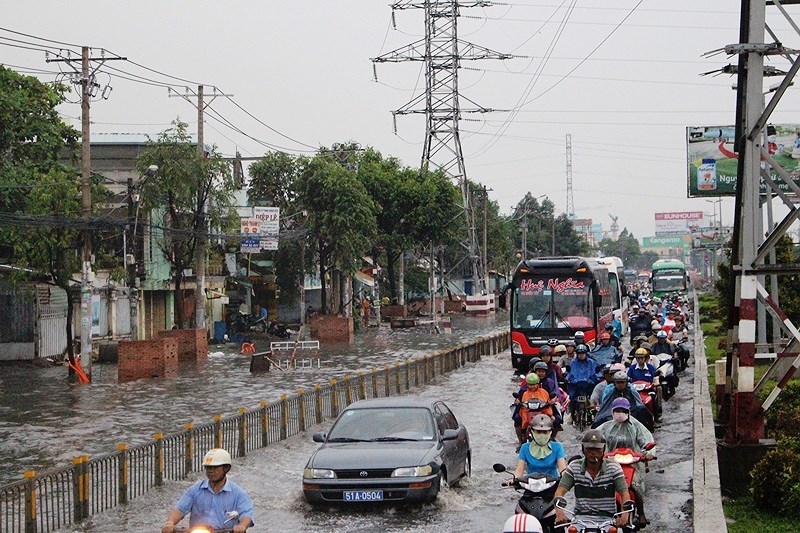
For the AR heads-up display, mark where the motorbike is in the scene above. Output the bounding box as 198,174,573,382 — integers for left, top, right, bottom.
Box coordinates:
554,497,635,533
630,381,657,420
522,397,553,427
568,381,596,432
654,353,678,400
229,312,268,334
175,528,234,533
674,338,691,371
494,463,559,533
604,443,656,531
267,320,292,339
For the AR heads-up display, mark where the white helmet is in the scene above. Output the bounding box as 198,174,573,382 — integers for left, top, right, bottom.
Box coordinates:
503,513,544,533
203,448,232,467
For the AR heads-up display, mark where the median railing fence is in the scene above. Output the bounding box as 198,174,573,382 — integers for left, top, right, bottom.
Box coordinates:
0,331,508,533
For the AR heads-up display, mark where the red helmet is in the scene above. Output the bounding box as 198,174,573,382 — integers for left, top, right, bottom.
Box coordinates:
599,332,611,340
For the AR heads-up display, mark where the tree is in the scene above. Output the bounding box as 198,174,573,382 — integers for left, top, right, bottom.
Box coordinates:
136,120,235,328
0,67,90,369
296,152,377,313
598,228,641,265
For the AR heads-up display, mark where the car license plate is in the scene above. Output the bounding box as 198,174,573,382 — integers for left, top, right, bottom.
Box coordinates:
343,490,384,502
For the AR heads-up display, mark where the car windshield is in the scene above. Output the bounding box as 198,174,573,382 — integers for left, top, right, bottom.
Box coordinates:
328,407,436,441
512,275,593,330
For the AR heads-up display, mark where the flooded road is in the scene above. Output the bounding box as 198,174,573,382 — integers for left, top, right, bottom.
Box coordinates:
0,315,506,486
58,328,695,533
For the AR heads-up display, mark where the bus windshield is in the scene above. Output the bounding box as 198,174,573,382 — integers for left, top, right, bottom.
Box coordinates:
512,275,594,330
652,276,685,292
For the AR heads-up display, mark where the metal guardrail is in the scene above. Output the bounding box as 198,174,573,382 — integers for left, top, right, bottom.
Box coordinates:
0,331,508,533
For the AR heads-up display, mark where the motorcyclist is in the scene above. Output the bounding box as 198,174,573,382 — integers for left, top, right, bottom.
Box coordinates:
512,414,567,479
554,343,572,372
627,348,662,421
593,371,654,431
651,330,676,358
520,373,554,434
647,321,662,346
669,313,689,339
533,361,564,436
627,335,648,363
162,448,254,533
554,430,632,528
596,398,655,528
566,344,598,416
590,363,622,411
629,306,651,338
539,345,563,381
590,332,621,367
603,323,621,349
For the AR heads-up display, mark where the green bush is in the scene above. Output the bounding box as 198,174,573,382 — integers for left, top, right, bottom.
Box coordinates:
750,447,800,516
764,382,800,440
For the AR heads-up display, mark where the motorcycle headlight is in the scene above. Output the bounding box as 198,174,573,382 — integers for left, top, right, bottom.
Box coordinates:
512,341,522,354
303,467,335,479
391,465,433,477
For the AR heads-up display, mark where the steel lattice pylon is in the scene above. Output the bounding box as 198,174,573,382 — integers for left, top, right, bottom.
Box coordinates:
372,1,510,294
705,0,800,444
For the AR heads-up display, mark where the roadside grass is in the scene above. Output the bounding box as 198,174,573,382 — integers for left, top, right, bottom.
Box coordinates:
723,497,797,533
698,291,799,530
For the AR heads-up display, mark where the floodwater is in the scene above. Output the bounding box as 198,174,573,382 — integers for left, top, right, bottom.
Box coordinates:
54,321,695,533
0,314,507,486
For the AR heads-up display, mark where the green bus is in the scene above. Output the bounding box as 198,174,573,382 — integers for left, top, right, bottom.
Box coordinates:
650,259,688,298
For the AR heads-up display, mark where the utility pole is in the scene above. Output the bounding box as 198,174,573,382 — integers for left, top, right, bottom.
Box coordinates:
482,185,490,292
169,85,232,332
704,0,800,452
373,1,511,296
566,134,575,219
47,47,125,382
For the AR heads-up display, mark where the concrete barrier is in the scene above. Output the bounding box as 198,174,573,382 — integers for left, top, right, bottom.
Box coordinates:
692,292,728,532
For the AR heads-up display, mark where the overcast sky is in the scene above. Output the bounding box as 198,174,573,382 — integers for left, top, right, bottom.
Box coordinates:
3,0,799,242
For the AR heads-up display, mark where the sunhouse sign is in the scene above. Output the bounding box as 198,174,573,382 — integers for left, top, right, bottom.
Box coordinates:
687,124,800,198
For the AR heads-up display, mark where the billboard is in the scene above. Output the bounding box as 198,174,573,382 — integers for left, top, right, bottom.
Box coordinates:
240,207,281,253
687,124,800,197
654,212,703,236
642,236,689,248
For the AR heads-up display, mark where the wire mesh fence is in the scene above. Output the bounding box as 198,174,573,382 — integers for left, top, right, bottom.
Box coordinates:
0,331,507,532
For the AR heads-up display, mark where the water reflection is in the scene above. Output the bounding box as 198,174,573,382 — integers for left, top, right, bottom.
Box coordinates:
1,314,506,485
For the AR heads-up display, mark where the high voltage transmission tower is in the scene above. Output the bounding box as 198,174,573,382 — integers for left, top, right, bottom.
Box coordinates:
702,0,800,489
565,134,574,219
372,0,511,295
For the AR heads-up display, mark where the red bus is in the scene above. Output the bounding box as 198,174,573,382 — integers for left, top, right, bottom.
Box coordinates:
508,256,614,371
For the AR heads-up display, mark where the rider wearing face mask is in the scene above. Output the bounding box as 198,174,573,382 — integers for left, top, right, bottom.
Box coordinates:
512,414,567,480
596,398,655,528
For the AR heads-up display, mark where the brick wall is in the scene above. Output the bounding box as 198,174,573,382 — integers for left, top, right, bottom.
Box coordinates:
380,304,407,319
118,337,178,383
309,315,354,343
157,328,208,362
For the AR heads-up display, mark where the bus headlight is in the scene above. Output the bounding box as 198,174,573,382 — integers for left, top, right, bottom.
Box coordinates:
512,340,522,354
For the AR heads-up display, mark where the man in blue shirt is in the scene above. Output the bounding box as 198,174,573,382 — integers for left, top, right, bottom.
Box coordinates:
162,448,254,533
627,348,662,421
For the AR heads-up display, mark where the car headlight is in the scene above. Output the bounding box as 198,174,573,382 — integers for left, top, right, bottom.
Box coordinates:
512,341,522,354
303,467,335,479
391,465,434,477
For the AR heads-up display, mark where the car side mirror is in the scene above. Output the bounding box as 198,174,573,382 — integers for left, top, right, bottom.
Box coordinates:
492,463,507,473
312,432,326,443
441,428,459,441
